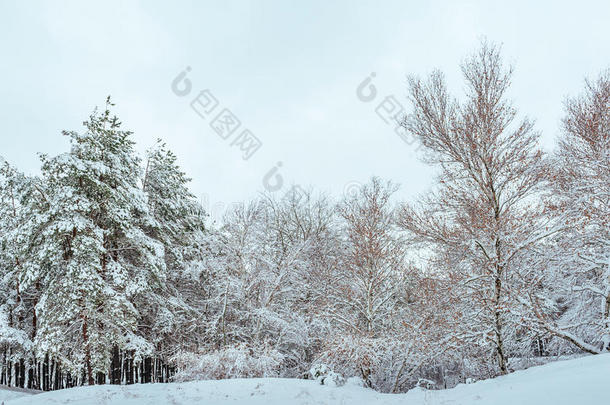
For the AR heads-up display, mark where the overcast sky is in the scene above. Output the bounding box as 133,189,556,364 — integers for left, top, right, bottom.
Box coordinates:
1,0,608,221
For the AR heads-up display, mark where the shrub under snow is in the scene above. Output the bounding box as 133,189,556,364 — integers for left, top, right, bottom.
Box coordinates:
309,364,346,387
171,344,284,381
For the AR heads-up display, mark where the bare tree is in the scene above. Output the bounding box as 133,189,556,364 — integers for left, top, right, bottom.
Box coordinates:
398,42,554,374
329,177,405,336
527,69,610,354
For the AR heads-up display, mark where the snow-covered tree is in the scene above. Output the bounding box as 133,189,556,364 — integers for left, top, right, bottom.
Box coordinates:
398,42,554,374
317,177,431,391
30,98,165,385
179,189,339,380
0,160,36,387
526,70,609,354
139,140,208,361
142,139,206,272
329,177,405,336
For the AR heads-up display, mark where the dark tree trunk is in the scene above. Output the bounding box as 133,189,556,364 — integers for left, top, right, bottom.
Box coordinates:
55,362,61,390
126,354,134,385
27,360,34,389
82,316,94,386
111,345,121,384
43,354,49,391
143,358,152,383
18,358,25,388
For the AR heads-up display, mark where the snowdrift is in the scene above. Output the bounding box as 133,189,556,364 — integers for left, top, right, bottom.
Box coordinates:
2,353,609,405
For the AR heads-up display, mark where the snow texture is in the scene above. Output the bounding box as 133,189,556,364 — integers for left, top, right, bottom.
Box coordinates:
2,353,609,405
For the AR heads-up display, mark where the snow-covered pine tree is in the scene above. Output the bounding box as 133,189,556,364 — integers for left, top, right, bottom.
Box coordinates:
0,160,35,387
140,140,208,362
143,139,206,272
31,98,166,385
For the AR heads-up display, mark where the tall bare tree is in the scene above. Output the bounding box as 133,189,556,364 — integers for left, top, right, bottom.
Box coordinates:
398,42,554,374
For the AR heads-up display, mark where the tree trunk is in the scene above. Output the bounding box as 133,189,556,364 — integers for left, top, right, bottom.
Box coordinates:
126,353,134,385
144,358,152,383
494,273,508,375
82,315,94,385
111,345,121,384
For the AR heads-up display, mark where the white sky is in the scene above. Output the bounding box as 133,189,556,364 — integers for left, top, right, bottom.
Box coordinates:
1,0,608,221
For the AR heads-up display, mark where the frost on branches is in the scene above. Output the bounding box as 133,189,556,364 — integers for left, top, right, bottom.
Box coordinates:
523,70,610,355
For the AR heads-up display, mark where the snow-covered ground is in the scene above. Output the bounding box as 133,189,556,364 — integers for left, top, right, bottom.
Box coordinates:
2,354,609,405
0,386,40,403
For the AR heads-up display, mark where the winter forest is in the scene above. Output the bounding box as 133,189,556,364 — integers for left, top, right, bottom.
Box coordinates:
0,43,608,394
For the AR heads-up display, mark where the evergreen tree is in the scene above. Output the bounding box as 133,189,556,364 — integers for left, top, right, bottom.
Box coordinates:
0,160,35,386
140,140,207,359
32,98,165,385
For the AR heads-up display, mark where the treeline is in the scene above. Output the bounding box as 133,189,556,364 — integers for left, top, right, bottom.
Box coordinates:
0,44,608,393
